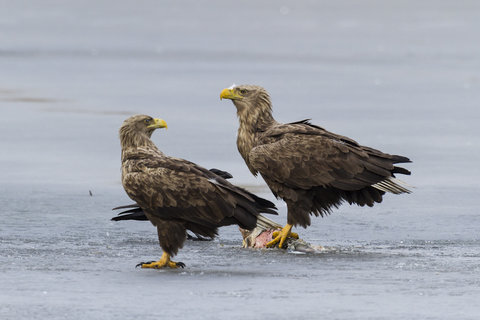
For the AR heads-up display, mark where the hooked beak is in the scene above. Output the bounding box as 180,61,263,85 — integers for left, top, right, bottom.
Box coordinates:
147,118,168,129
220,88,243,100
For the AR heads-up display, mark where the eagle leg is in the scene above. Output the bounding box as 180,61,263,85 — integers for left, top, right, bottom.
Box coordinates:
136,252,185,269
266,224,295,248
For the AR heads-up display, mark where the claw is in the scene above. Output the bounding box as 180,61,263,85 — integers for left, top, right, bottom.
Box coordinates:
137,252,185,269
266,224,294,248
136,261,155,268
272,231,299,240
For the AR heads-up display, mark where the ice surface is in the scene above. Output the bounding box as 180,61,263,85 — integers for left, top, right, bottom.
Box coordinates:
1,1,480,319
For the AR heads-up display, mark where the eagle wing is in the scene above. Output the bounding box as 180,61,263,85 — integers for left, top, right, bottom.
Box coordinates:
123,156,271,229
249,122,408,192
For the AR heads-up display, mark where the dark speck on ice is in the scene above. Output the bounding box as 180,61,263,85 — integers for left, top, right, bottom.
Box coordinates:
1,1,480,319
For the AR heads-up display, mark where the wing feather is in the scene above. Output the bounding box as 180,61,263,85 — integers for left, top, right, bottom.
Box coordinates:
123,156,276,230
124,168,231,224
249,124,408,192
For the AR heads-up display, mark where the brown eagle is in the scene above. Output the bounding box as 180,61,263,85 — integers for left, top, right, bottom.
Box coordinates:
119,114,277,268
220,85,411,248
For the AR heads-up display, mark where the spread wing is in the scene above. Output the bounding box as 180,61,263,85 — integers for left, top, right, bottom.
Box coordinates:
249,122,410,191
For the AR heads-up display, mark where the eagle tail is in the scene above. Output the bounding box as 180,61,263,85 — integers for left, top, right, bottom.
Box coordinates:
256,214,282,230
231,191,278,230
240,190,278,215
372,177,412,194
111,205,147,221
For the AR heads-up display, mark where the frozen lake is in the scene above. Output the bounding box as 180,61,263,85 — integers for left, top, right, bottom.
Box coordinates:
1,1,479,319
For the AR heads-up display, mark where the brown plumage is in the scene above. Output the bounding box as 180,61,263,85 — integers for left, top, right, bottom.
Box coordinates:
112,168,234,223
119,114,277,268
220,85,411,248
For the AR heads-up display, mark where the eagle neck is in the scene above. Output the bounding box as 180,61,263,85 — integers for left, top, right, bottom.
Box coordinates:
120,130,159,161
236,97,276,174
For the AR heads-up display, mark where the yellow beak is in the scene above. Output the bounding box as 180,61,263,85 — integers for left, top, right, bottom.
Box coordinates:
147,118,168,129
220,88,243,100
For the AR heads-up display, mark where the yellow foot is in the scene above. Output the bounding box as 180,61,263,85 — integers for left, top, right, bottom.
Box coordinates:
272,230,299,240
136,252,185,269
266,224,295,249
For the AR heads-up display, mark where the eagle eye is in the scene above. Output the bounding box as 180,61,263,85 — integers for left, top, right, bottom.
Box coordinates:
240,89,247,94
144,118,151,124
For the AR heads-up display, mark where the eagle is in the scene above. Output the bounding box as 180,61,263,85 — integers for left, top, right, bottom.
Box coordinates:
119,114,277,268
220,85,411,248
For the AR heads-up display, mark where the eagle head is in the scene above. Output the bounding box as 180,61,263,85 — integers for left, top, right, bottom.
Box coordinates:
121,114,167,134
220,84,271,115
119,115,168,149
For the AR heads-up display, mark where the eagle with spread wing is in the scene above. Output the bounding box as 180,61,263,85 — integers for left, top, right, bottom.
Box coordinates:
119,114,277,268
220,85,411,248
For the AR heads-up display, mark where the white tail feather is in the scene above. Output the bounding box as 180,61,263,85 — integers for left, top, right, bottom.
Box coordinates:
256,214,282,230
373,177,412,194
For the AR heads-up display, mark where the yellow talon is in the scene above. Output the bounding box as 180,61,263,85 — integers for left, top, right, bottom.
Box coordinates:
137,252,185,269
272,230,299,240
266,224,294,248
